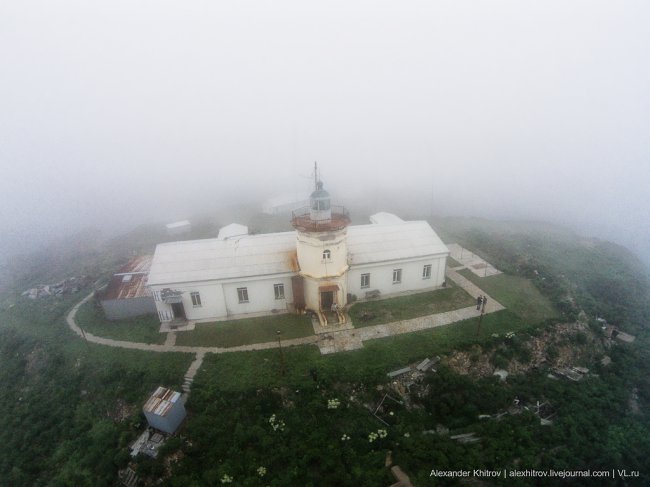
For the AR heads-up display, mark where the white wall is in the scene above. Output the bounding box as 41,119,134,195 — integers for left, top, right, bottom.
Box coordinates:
222,276,293,316
150,254,447,322
347,254,447,300
296,229,348,278
150,274,294,321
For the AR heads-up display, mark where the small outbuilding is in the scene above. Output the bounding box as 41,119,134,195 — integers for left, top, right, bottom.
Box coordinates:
143,387,186,434
98,256,156,320
166,220,192,236
262,193,309,215
217,223,249,240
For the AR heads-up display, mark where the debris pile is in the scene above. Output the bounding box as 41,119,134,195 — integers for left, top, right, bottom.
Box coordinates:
22,276,89,299
386,356,439,388
130,429,167,458
549,366,590,382
480,398,556,426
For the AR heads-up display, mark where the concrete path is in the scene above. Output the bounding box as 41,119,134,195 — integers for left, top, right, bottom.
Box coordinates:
182,351,205,394
314,268,504,354
164,332,177,347
66,294,319,355
66,266,506,377
447,243,502,277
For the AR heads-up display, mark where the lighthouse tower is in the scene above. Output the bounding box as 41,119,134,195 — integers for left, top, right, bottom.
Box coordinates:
291,165,350,325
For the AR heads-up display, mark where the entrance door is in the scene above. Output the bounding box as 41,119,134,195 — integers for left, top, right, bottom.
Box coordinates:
320,291,334,311
171,302,186,320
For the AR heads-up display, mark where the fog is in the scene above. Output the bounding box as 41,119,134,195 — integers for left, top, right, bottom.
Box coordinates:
1,1,649,265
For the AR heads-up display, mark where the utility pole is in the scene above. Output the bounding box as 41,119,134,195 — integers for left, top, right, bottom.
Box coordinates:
276,330,286,376
476,306,485,338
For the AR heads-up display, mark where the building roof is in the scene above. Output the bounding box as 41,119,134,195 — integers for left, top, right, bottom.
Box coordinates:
148,218,448,286
217,223,249,240
262,193,309,213
369,212,405,225
165,220,191,229
347,221,448,265
143,387,182,417
100,255,153,300
148,232,297,285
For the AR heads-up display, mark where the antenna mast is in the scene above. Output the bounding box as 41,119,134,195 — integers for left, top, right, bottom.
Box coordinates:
314,161,318,189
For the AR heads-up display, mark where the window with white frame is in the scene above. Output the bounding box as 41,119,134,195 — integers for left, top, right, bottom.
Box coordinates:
322,249,331,260
360,273,370,288
422,264,432,279
190,291,202,307
274,283,285,300
393,268,402,284
237,287,249,303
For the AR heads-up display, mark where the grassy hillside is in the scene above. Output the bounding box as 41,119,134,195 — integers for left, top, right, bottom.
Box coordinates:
1,215,649,485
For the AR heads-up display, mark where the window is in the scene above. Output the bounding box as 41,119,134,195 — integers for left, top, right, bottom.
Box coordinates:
237,287,249,303
360,273,370,288
322,249,331,260
423,264,432,279
274,283,285,300
392,268,402,284
190,291,202,307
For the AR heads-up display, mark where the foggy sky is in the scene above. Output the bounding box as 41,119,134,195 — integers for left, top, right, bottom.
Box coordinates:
1,1,649,264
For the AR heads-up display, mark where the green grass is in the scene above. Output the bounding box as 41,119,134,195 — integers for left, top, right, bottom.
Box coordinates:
447,256,463,267
75,299,166,344
349,284,475,327
196,309,529,392
458,269,558,324
175,313,314,347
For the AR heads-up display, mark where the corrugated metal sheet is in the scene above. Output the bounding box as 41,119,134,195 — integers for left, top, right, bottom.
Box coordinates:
101,256,153,300
143,387,181,417
148,220,448,286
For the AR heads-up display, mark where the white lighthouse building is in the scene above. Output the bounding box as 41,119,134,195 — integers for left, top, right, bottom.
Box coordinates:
291,176,351,323
147,169,449,327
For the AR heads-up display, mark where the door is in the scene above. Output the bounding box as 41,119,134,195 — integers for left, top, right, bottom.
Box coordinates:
171,302,186,319
320,291,334,311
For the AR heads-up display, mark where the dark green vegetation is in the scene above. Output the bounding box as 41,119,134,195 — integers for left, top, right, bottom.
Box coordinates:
0,297,192,486
175,313,314,347
76,298,166,344
0,225,197,486
349,283,475,327
1,214,650,486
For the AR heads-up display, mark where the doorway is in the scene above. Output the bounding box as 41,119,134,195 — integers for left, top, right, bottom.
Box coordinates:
171,302,186,320
320,291,334,311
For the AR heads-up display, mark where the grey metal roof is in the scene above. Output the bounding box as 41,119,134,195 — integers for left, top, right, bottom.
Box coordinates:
148,218,448,286
147,232,297,286
347,221,449,265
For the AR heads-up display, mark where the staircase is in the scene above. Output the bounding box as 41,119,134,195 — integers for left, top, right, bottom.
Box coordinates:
182,352,205,395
